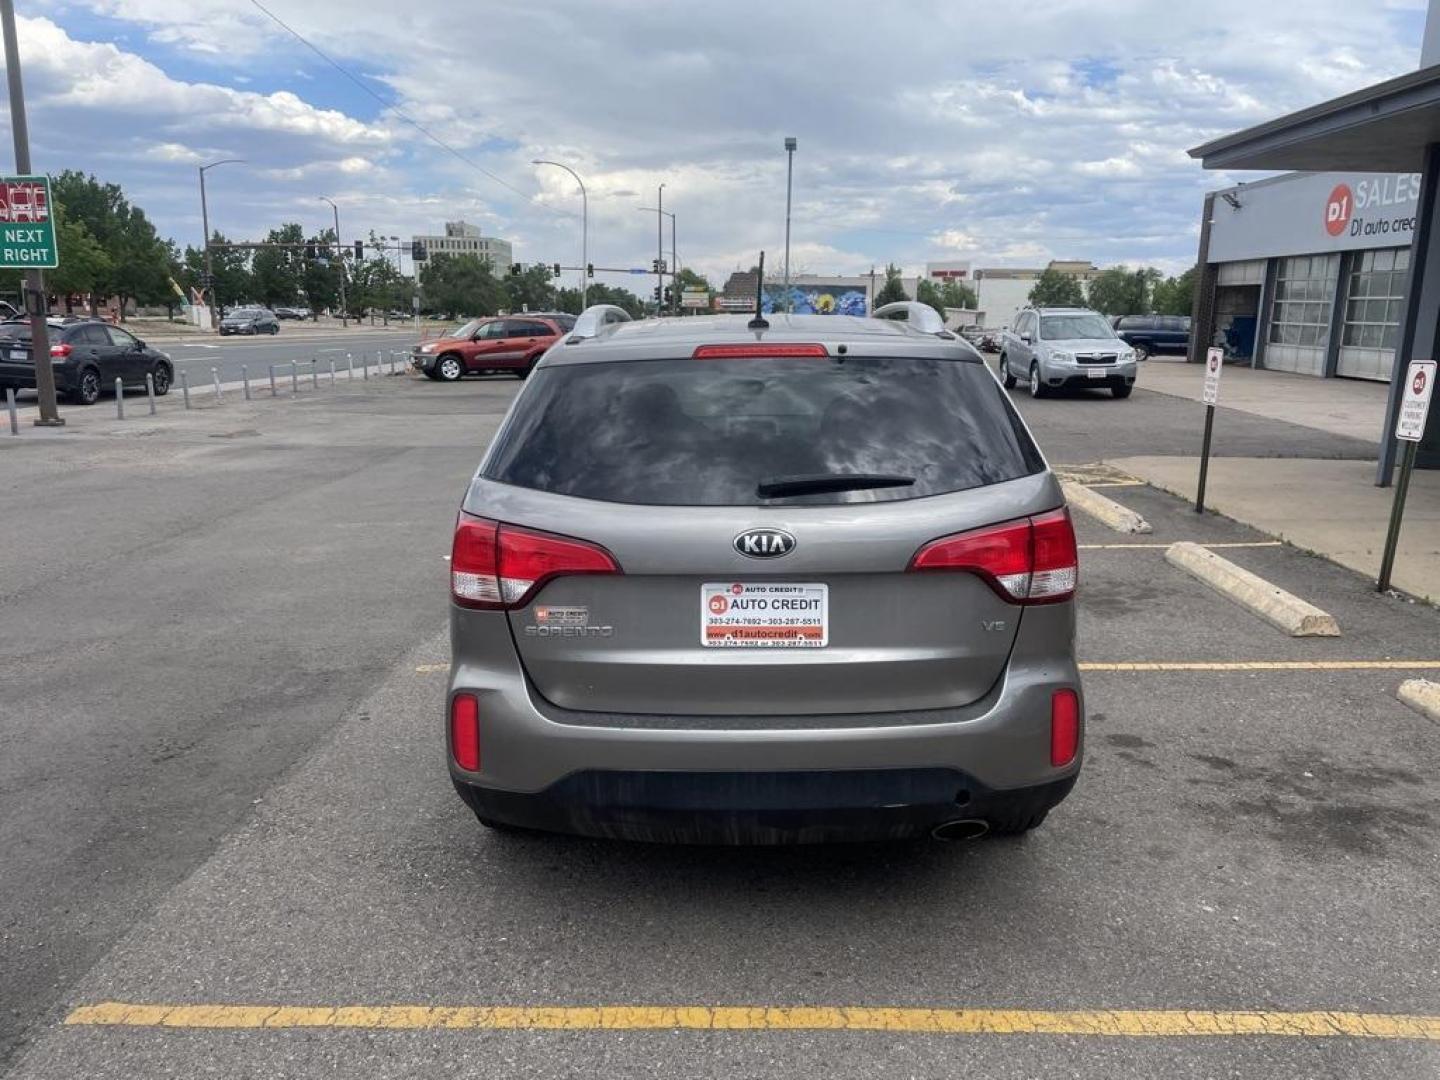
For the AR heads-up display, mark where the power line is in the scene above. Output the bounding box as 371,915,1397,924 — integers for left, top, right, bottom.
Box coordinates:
246,0,564,216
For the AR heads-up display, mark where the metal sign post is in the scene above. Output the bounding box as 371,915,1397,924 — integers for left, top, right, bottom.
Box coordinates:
1378,358,1436,593
1,0,62,426
1195,347,1224,514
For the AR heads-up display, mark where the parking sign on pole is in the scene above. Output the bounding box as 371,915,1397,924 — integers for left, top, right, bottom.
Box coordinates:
1195,348,1223,514
1377,358,1435,593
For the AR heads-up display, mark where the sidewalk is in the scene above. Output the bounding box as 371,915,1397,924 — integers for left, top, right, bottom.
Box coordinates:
1138,357,1390,443
1110,454,1440,604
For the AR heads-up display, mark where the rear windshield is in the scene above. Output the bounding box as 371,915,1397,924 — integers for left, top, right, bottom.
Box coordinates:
482,355,1044,506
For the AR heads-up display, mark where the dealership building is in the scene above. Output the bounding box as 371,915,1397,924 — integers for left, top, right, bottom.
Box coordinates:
1194,170,1421,383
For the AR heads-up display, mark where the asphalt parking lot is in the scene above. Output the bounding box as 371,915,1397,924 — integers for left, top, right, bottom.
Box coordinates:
4,372,1440,1078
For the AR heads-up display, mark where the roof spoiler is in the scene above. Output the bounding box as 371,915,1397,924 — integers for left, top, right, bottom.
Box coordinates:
567,304,632,343
873,301,948,336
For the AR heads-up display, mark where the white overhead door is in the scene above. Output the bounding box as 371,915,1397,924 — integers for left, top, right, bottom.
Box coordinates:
1336,248,1410,382
1266,254,1338,377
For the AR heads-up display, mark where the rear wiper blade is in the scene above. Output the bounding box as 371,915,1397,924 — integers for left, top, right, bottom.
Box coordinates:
757,473,915,498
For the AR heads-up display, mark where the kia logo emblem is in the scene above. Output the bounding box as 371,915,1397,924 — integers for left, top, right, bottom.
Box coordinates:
734,528,796,559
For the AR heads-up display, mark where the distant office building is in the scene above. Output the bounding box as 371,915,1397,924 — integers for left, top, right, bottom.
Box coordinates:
925,261,972,282
410,221,512,268
975,260,1099,327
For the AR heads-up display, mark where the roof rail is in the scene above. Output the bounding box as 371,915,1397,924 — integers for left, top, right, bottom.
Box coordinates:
567,304,632,343
872,301,946,336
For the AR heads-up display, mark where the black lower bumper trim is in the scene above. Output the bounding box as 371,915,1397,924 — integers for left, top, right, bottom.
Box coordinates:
453,768,1078,845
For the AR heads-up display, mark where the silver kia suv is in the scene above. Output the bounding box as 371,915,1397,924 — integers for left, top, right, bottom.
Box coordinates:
1000,307,1138,399
447,302,1083,843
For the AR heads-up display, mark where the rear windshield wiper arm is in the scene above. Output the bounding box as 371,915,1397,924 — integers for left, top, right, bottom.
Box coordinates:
757,473,915,499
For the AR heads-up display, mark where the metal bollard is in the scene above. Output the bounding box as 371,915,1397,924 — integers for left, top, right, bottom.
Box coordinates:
388,351,396,376
329,359,336,387
146,373,157,415
311,362,319,390
181,370,191,408
7,387,18,435
212,367,222,403
291,363,299,394
242,365,251,401
115,378,125,419
269,364,278,396
362,353,369,381
347,352,354,380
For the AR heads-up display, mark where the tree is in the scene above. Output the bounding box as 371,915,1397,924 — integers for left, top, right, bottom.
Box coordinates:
49,204,112,311
503,264,558,313
1151,265,1199,316
301,229,342,317
1085,265,1162,316
874,263,908,306
181,232,253,314
251,223,305,307
419,253,502,319
555,282,645,318
938,279,978,310
915,278,949,321
51,171,172,317
1027,268,1086,308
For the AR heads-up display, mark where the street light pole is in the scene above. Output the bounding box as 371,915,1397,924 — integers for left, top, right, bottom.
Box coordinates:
639,206,678,314
1,0,60,425
657,183,666,315
532,160,587,311
198,159,244,330
320,196,346,328
783,136,797,314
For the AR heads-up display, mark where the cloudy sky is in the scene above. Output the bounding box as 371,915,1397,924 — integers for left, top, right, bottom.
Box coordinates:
5,0,1428,293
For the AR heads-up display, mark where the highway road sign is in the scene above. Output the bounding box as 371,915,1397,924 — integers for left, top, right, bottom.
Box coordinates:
681,289,709,309
1396,359,1435,443
0,175,58,269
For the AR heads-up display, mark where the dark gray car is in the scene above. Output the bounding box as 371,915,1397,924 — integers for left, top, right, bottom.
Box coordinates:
447,304,1083,844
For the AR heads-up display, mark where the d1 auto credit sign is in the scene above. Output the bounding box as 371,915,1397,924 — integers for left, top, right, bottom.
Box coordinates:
1396,360,1436,443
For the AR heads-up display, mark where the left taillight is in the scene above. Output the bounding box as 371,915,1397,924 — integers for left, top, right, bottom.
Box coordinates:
908,508,1077,604
450,512,621,610
450,693,480,771
49,343,72,358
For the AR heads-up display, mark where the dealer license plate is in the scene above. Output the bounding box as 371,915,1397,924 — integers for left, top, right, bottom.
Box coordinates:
701,582,828,648
1085,367,1108,378
10,350,26,360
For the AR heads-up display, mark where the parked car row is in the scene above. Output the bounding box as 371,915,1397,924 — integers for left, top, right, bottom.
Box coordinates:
1112,314,1191,359
0,317,174,405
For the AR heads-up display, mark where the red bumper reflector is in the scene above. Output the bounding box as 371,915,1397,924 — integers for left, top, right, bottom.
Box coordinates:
450,693,480,771
1050,688,1080,767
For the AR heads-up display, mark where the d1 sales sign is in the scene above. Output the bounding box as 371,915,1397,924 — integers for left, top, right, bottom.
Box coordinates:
1396,359,1436,443
0,176,58,269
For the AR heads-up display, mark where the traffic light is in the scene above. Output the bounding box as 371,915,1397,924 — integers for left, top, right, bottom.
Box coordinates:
412,241,427,261
509,263,522,276
586,263,594,279
664,286,673,307
354,240,364,261
652,259,661,274
552,263,562,278
653,286,661,301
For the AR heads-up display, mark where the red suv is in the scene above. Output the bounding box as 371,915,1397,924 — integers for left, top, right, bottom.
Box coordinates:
413,314,576,381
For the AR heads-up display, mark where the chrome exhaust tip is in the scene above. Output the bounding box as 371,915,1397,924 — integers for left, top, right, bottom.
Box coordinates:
931,818,990,841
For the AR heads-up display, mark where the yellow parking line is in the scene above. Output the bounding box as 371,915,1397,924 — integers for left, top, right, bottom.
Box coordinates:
1079,541,1283,550
1081,660,1440,672
62,1002,1440,1039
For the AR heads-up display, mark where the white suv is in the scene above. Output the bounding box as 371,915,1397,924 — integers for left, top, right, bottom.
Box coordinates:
1000,307,1138,399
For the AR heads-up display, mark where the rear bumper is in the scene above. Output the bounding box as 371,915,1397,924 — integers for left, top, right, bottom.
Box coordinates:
0,361,75,391
446,603,1084,836
454,769,1077,844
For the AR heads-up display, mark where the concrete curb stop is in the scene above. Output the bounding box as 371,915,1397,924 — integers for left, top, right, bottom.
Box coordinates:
1061,481,1152,534
1165,541,1340,637
1398,680,1440,724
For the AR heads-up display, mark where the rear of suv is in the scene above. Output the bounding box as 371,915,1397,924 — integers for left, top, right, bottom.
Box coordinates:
447,305,1083,844
0,318,174,405
415,314,574,381
1114,314,1190,360
1000,307,1138,399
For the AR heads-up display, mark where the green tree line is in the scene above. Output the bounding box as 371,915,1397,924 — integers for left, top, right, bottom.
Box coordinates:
1027,264,1197,316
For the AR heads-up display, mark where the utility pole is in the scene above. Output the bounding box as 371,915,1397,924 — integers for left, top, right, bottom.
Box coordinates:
1,0,60,425
670,213,677,315
783,136,797,313
320,196,346,328
657,182,665,316
198,159,244,329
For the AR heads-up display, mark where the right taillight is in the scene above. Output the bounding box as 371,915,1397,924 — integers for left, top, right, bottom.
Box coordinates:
908,508,1077,604
451,513,621,610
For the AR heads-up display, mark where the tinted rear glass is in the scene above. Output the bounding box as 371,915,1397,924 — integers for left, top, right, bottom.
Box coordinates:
483,355,1044,506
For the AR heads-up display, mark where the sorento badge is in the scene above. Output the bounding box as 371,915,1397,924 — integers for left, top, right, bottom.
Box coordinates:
734,528,796,559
